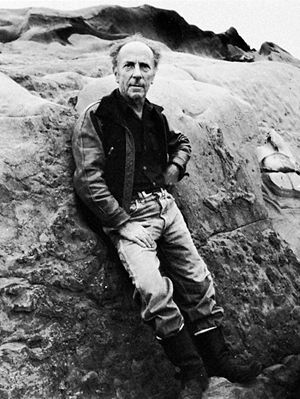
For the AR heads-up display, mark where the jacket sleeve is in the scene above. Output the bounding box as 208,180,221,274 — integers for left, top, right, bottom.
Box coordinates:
163,114,192,180
72,104,130,229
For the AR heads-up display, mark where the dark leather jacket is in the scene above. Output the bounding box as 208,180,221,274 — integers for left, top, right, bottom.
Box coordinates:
72,89,191,228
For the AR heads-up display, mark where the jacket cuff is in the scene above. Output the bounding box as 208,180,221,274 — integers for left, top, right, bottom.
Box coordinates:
102,208,131,229
169,160,187,181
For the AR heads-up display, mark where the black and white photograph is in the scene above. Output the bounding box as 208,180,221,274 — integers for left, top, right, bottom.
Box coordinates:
0,1,299,398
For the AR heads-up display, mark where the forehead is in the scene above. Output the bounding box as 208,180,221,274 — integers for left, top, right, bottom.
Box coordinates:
117,42,155,65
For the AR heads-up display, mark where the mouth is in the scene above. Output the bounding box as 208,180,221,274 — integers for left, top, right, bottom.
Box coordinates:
130,84,144,88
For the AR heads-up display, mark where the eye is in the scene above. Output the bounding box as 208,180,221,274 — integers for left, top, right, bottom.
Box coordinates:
140,63,151,71
123,62,134,70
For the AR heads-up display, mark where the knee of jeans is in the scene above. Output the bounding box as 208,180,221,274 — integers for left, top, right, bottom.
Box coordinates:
137,275,173,302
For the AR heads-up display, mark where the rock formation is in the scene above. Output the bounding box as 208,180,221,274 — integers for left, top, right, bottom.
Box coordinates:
0,4,300,399
0,4,297,64
259,42,300,66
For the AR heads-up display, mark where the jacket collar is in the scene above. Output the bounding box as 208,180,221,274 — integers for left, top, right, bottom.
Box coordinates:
95,88,164,125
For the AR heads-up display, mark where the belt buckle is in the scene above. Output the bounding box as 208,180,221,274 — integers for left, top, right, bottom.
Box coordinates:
137,188,166,201
138,191,153,200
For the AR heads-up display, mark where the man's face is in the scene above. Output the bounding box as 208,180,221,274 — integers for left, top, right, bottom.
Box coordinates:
114,41,156,103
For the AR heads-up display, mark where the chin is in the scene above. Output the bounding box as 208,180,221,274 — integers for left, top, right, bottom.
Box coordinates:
128,93,145,101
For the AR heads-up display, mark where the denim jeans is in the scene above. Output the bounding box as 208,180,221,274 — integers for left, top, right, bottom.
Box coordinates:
107,189,223,339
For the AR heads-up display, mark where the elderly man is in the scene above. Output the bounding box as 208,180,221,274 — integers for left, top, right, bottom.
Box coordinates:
72,35,261,399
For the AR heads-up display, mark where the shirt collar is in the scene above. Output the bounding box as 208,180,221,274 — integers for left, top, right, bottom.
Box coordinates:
116,89,156,118
96,88,164,124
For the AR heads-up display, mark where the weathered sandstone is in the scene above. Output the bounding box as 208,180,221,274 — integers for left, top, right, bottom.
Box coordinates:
0,7,299,399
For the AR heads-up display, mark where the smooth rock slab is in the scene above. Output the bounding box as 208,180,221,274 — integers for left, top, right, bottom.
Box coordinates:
0,72,61,117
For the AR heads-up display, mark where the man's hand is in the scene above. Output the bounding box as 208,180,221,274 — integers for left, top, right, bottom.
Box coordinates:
118,221,155,248
164,163,180,186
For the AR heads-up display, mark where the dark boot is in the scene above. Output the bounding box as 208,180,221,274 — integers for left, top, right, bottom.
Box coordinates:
194,327,262,383
160,326,209,398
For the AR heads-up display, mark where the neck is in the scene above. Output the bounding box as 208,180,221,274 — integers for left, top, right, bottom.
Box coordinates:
123,95,145,118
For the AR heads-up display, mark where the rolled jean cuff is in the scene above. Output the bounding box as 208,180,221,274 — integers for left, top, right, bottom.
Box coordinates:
191,307,224,335
156,322,184,341
194,326,217,336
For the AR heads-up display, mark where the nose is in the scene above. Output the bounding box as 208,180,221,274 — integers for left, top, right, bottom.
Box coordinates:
132,64,142,78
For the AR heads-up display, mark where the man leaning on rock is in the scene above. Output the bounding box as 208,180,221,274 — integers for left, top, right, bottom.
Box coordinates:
72,34,262,399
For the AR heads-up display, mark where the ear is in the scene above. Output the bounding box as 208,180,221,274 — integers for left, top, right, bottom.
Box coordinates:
150,70,156,84
113,67,119,83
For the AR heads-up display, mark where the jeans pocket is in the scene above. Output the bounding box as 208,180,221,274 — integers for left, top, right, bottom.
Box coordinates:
163,192,175,211
165,192,174,201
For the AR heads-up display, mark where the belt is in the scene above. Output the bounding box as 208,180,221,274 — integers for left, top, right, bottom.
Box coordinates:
132,187,166,200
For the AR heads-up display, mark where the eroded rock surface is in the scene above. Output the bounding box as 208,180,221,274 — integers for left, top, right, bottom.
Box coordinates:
259,42,300,67
0,18,299,399
0,4,294,64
